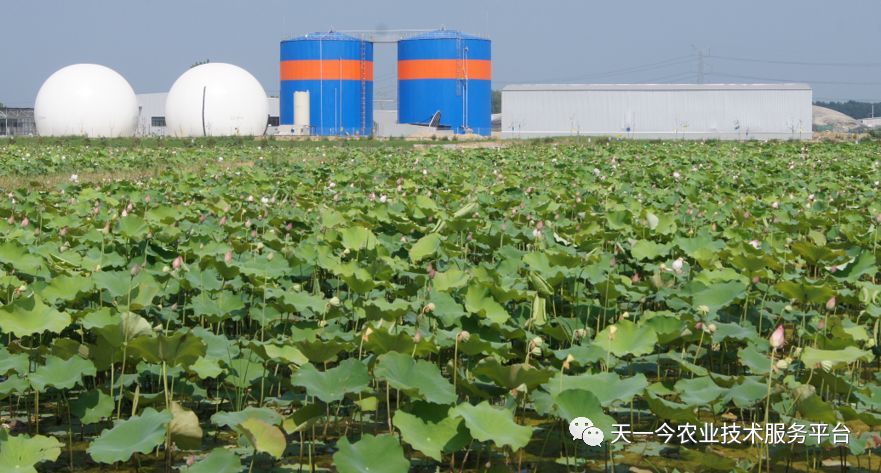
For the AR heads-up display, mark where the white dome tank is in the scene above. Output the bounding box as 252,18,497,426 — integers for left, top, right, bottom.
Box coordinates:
165,63,268,137
34,64,139,138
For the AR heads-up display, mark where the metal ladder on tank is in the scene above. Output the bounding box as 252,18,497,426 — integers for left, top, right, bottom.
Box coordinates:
360,40,367,136
455,35,467,134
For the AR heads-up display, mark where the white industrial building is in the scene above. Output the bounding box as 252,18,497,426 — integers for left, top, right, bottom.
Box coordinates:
135,93,280,136
501,83,812,140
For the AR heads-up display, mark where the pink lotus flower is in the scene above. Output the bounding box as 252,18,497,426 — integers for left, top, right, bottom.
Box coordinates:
749,240,761,250
631,273,640,283
20,217,29,227
224,251,233,264
219,216,227,226
825,296,836,311
770,324,785,350
144,195,151,203
172,256,183,270
426,263,436,279
6,215,14,225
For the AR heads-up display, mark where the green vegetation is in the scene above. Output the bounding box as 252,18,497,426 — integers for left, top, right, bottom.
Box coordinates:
814,100,880,119
0,138,879,471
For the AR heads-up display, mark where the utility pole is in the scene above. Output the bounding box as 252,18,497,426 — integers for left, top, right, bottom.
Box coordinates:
697,49,705,84
692,45,706,84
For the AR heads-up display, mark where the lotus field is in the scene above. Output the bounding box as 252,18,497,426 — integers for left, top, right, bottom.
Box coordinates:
2,138,881,472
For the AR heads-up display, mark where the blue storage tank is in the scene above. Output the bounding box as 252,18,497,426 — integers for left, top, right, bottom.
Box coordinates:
398,30,491,136
280,32,373,136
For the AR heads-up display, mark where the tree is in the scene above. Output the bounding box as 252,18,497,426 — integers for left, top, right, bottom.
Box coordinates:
190,59,210,69
491,90,501,114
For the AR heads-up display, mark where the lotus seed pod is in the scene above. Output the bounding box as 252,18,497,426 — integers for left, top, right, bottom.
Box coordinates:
329,296,341,307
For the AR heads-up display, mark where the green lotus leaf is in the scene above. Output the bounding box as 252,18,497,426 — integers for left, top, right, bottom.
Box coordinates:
472,358,554,391
128,331,206,368
464,284,509,325
689,281,747,312
593,319,658,357
210,407,282,429
0,431,62,473
29,355,96,391
340,226,378,251
180,448,241,473
0,348,28,376
673,376,727,406
87,408,172,464
552,389,616,442
39,274,94,304
433,267,469,292
239,417,286,459
0,295,71,338
188,356,224,379
449,401,533,451
333,434,409,473
169,402,203,451
375,352,456,405
393,410,468,461
409,233,442,263
543,372,648,407
801,346,874,368
630,240,671,260
291,359,370,403
70,389,114,424
117,214,148,239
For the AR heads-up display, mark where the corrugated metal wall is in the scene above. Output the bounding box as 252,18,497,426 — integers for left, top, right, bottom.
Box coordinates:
501,85,812,140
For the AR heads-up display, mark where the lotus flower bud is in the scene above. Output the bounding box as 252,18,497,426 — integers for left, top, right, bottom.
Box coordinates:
775,359,790,370
671,258,684,273
707,323,717,333
631,273,640,283
749,240,761,249
608,325,618,340
825,296,836,311
130,264,141,277
20,217,29,227
426,263,436,279
362,327,373,342
219,216,227,226
413,331,423,343
769,324,785,350
456,331,471,342
224,250,233,264
422,302,436,314
6,215,14,224
172,255,183,270
562,353,576,370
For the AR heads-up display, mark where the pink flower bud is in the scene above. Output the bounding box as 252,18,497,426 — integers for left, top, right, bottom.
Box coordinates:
825,296,836,311
172,255,183,270
20,217,29,227
770,324,785,350
631,273,640,283
219,216,227,226
426,263,436,279
224,250,233,264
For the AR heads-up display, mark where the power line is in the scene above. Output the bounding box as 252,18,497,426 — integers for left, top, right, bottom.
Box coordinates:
707,55,881,68
495,55,695,85
709,72,881,86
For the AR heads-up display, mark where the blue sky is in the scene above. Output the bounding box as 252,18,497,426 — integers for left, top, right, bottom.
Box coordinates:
2,0,880,106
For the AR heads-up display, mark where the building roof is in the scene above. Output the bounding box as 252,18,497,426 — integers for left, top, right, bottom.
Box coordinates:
405,29,487,41
285,31,362,42
503,83,812,92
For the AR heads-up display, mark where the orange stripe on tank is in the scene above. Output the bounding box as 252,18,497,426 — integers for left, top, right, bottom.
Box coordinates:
280,60,373,81
397,59,491,80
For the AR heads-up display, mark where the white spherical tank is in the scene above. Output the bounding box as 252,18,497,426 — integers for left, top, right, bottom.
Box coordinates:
34,64,139,138
165,63,269,137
